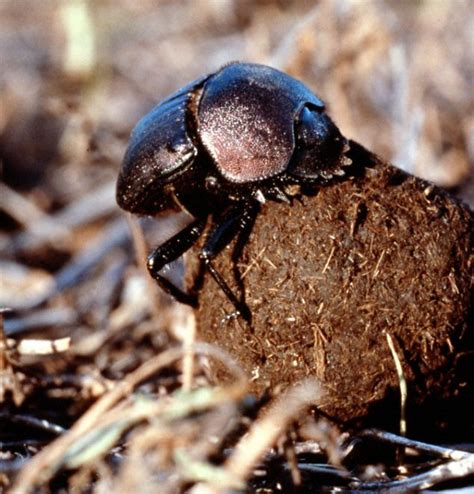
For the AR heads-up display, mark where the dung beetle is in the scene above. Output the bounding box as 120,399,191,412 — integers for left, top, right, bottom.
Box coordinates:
116,62,351,321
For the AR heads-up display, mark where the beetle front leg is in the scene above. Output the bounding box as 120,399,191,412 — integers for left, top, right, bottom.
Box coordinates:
200,203,259,322
147,217,207,306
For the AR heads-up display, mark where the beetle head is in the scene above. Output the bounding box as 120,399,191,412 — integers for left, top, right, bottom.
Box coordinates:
287,106,351,182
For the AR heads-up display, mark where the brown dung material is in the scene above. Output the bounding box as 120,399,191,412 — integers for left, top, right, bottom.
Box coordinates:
188,142,473,433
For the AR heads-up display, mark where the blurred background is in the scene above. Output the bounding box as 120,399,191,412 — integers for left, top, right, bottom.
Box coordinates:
0,0,472,309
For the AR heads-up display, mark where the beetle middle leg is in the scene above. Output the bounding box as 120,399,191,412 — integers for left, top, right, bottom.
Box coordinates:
199,202,260,322
147,217,207,306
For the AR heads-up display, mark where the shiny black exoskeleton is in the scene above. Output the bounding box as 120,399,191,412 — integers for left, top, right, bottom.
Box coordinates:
116,62,351,321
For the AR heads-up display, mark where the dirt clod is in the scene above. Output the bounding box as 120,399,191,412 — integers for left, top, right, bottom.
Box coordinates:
191,142,473,436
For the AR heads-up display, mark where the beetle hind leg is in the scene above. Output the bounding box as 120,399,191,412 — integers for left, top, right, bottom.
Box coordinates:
147,217,207,306
199,203,260,322
147,204,258,322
